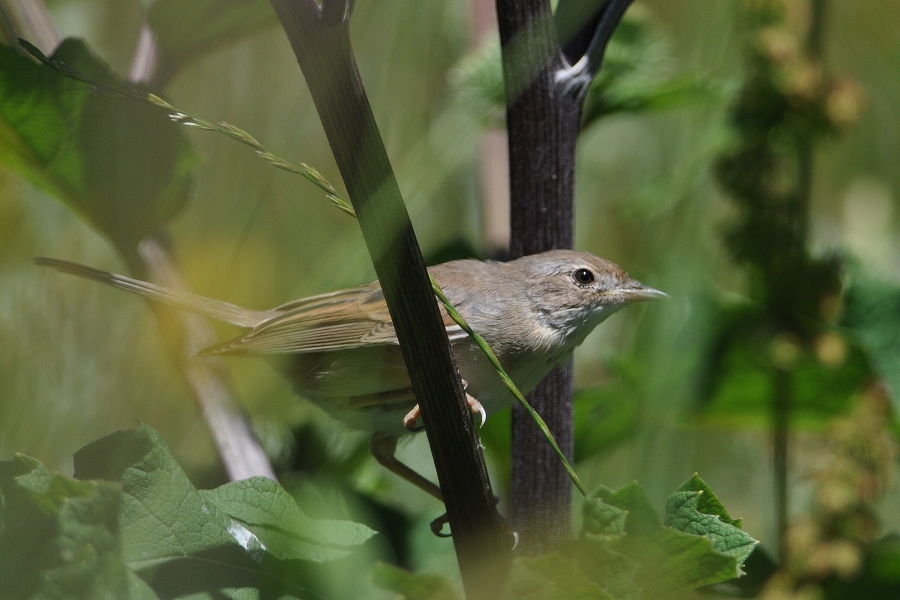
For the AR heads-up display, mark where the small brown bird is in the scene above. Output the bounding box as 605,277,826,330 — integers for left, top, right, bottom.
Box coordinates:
36,250,664,499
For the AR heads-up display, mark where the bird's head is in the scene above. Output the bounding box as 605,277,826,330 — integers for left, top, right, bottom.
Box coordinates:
514,250,666,343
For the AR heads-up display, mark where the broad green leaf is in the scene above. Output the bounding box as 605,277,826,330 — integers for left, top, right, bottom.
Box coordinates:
673,473,742,528
148,0,277,65
374,479,753,600
73,426,241,572
588,479,757,598
371,563,461,600
0,39,199,252
582,496,627,537
593,482,661,536
507,540,639,600
0,454,138,600
664,480,757,575
202,476,376,563
71,424,363,598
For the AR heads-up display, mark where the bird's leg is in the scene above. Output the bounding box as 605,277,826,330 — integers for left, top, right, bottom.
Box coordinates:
368,434,455,538
369,432,443,501
369,433,502,539
402,380,486,431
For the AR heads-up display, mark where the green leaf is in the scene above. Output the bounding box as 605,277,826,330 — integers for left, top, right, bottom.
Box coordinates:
73,426,242,572
0,39,199,252
664,479,757,574
71,424,366,598
376,479,754,600
0,454,138,600
370,563,461,600
673,473,742,528
148,0,277,65
593,482,661,537
582,496,627,537
507,540,640,600
202,477,376,563
587,480,757,598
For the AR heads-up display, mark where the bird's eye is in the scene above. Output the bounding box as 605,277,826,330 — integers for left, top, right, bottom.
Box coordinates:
573,268,595,285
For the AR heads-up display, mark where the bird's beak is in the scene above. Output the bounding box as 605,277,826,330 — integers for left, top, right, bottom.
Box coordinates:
619,284,668,303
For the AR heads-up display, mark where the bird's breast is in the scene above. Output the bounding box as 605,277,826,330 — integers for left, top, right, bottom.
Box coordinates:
450,332,572,416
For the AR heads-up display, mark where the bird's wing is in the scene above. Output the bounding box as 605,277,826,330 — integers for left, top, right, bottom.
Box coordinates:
203,281,466,355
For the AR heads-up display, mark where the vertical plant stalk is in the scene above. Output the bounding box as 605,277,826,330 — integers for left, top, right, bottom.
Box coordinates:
795,0,828,242
132,238,278,482
773,0,829,560
494,0,633,554
0,0,59,53
125,4,276,483
772,366,790,561
266,1,510,597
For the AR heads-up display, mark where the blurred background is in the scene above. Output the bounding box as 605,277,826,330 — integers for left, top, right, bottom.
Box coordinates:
1,0,898,596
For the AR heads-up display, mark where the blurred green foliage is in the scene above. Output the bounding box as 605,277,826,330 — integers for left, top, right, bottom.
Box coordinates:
0,426,752,599
148,0,276,69
0,0,899,597
843,266,900,413
0,39,197,255
451,5,719,130
374,474,755,600
0,425,380,599
759,388,900,598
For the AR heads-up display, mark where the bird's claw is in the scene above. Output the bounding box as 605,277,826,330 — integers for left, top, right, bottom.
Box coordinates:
403,405,424,432
430,513,452,537
401,386,486,431
469,395,487,428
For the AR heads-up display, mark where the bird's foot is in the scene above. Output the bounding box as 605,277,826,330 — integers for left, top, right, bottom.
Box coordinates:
430,513,452,537
403,405,424,432
402,380,486,432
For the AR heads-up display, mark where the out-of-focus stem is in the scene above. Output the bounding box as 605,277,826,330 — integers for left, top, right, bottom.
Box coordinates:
0,0,59,54
128,3,276,482
136,237,277,481
773,366,790,561
774,0,828,561
4,0,274,483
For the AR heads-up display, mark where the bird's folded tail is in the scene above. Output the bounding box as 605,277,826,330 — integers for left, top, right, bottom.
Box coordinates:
34,257,270,329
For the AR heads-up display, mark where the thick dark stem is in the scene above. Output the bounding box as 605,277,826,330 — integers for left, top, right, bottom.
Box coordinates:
555,0,635,76
267,2,510,597
496,0,633,555
510,362,574,551
495,0,579,554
